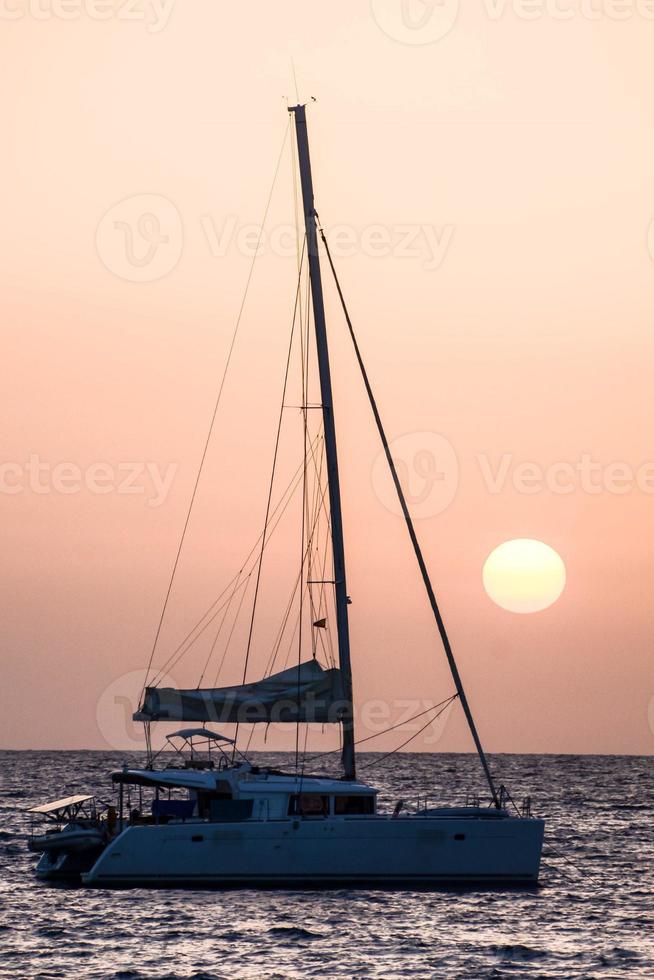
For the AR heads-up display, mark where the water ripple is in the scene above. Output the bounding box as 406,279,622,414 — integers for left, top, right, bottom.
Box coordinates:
0,751,652,979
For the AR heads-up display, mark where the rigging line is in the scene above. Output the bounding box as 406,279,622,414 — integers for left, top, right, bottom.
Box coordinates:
302,434,331,545
155,438,317,679
263,554,305,678
302,694,459,765
298,721,310,794
282,604,303,670
149,431,321,687
358,696,459,772
318,223,500,808
202,423,317,687
140,121,291,703
288,482,328,672
304,449,329,662
304,511,335,669
263,522,320,680
265,588,299,678
291,125,305,371
245,720,259,755
196,567,243,689
151,574,250,686
233,242,307,760
211,570,254,689
233,452,323,682
307,455,323,658
301,436,335,666
296,291,312,774
541,843,603,885
319,523,336,666
240,238,306,687
261,445,328,677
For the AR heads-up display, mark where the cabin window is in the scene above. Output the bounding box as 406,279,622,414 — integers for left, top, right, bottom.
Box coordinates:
196,786,233,820
288,794,329,817
334,795,375,815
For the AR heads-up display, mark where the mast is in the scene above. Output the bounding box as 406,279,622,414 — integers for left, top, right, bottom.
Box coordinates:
289,103,356,781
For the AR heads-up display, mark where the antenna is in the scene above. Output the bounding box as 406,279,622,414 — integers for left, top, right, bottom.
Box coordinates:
291,57,300,104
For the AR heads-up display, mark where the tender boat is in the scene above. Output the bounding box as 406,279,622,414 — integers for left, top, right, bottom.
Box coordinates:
27,795,110,881
28,103,545,887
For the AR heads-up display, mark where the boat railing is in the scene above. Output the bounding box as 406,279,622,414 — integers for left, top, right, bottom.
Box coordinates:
498,784,533,818
393,789,533,818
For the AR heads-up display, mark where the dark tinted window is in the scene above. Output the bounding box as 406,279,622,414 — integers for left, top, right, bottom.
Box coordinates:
334,795,375,815
288,794,329,816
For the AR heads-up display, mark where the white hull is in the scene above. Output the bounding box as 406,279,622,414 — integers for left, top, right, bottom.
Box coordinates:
82,813,544,887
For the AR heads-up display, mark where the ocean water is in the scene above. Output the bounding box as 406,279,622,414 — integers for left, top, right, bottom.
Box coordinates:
0,751,652,979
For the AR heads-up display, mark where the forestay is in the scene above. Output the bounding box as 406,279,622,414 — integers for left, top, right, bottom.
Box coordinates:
134,659,346,724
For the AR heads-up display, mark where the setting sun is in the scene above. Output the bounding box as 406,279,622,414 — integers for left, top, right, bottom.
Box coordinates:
482,539,566,614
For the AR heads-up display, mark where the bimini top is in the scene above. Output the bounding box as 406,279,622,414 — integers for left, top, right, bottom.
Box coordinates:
27,794,94,816
167,728,235,744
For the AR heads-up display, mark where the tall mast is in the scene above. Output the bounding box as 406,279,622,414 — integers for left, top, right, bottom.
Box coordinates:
289,104,356,781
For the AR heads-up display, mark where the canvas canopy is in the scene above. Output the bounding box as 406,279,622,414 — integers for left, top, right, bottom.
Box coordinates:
134,660,347,724
27,795,94,817
167,728,235,743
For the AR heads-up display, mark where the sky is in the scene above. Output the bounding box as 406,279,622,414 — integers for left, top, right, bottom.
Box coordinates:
1,1,653,755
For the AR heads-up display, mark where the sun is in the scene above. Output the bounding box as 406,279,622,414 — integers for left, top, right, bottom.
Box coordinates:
482,539,566,614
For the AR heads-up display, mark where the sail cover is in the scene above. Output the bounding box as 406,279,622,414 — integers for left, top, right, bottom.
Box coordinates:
134,660,347,724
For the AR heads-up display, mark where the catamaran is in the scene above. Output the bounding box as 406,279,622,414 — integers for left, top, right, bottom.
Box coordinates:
28,104,544,887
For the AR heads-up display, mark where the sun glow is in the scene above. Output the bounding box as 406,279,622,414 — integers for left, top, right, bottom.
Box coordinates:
482,539,566,614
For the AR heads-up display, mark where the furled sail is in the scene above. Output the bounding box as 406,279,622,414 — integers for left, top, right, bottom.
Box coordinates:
134,659,347,724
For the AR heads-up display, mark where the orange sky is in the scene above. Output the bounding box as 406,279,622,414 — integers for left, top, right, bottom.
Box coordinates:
2,2,654,754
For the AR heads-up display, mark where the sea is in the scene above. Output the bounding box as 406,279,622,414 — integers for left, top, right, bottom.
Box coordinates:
0,751,652,979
